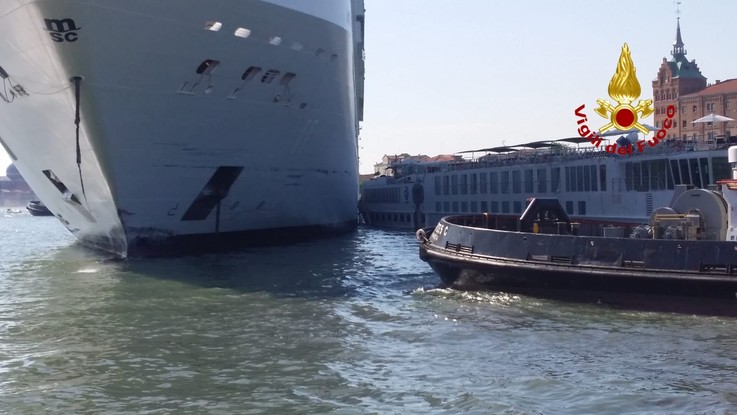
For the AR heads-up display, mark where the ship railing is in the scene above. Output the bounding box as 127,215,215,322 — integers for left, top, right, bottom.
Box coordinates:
457,140,716,169
377,139,723,178
445,213,498,230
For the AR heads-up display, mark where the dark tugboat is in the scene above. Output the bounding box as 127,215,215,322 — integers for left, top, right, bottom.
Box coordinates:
418,147,737,314
26,200,53,216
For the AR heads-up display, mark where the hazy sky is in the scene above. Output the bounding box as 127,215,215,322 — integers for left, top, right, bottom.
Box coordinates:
358,0,737,173
2,0,736,175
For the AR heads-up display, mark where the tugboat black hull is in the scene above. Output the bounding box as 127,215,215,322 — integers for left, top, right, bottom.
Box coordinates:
417,193,737,315
420,242,737,300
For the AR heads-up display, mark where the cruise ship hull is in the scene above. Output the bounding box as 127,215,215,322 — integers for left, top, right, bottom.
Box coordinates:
0,0,364,257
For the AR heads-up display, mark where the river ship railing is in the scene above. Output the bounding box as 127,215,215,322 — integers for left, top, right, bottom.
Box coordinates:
377,140,731,181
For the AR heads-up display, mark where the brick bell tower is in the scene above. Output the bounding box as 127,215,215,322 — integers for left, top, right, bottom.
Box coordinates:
652,18,707,140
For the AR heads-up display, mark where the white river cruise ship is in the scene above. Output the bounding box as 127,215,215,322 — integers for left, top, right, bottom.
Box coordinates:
360,138,731,233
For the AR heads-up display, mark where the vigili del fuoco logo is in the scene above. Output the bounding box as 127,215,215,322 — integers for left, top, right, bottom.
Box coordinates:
574,43,675,155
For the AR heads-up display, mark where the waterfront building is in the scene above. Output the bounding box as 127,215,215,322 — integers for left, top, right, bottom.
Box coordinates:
0,164,36,207
652,19,737,143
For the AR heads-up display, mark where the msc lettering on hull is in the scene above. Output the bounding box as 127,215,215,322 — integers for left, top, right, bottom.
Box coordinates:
44,18,81,42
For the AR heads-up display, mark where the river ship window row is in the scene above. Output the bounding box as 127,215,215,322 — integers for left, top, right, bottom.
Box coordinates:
367,212,412,224
433,167,587,197
362,187,400,203
623,156,728,191
423,157,730,198
434,198,592,217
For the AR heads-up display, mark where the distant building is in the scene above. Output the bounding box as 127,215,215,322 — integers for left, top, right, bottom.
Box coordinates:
0,164,36,206
373,153,463,176
652,18,737,142
374,153,426,176
1,164,32,192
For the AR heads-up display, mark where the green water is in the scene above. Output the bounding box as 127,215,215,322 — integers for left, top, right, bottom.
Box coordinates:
1,213,736,414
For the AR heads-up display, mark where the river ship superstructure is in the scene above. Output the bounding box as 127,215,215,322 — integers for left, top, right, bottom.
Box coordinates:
360,138,731,233
0,0,366,257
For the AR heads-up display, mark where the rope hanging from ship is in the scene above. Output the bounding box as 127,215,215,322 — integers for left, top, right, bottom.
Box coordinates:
72,76,89,206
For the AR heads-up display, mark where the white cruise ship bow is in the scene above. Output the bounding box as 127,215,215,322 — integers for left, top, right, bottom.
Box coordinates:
0,0,366,257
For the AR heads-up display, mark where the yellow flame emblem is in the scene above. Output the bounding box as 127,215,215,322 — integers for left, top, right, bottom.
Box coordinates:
594,43,654,134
